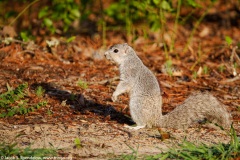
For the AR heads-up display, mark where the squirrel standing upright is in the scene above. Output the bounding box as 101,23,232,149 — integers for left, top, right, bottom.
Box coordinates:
104,43,232,130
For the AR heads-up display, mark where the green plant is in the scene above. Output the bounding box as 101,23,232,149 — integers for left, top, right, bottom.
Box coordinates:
0,83,27,108
8,0,40,26
77,80,88,89
35,86,45,97
169,0,181,53
38,0,80,33
192,70,198,79
144,126,240,160
219,65,225,73
47,109,53,115
164,59,173,76
203,65,208,75
233,62,238,69
190,44,203,71
104,0,133,41
0,83,47,118
118,144,139,160
0,141,57,158
74,138,82,149
104,0,212,54
183,0,217,53
0,0,82,39
66,36,76,43
20,30,35,42
225,36,233,46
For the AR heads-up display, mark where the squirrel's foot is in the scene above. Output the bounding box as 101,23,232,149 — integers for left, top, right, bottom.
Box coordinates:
111,96,117,102
124,124,146,130
111,93,118,102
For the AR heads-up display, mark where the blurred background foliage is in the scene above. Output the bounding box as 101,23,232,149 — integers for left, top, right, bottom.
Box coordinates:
0,0,239,47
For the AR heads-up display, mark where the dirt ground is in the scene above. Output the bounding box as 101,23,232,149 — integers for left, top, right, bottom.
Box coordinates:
0,6,240,159
0,121,232,159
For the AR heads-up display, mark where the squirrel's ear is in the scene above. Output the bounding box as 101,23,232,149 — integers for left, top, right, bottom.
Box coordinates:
123,43,130,54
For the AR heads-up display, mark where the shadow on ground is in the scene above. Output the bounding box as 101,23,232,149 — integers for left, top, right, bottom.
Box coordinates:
31,82,135,125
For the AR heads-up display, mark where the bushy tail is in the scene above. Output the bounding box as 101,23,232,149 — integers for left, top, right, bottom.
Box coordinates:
159,92,232,129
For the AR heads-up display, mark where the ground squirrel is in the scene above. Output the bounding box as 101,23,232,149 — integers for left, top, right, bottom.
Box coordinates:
104,43,232,130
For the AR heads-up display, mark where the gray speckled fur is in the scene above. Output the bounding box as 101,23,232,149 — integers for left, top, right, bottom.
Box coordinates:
104,43,232,129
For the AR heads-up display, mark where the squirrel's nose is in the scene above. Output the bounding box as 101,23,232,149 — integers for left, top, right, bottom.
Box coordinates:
104,51,108,57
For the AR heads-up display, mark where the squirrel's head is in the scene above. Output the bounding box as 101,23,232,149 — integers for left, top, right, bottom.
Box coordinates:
104,43,134,65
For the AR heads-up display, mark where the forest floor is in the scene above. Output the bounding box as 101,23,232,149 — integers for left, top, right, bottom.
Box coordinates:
0,12,240,159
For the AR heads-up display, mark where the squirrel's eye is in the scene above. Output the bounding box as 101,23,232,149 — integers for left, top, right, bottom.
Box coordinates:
113,49,119,53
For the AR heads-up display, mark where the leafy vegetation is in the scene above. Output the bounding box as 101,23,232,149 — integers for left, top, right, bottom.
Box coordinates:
74,138,82,149
164,59,173,76
77,80,88,90
225,36,233,47
0,141,57,158
118,126,240,160
0,83,47,118
0,0,226,52
103,0,218,54
38,0,80,33
35,86,45,97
